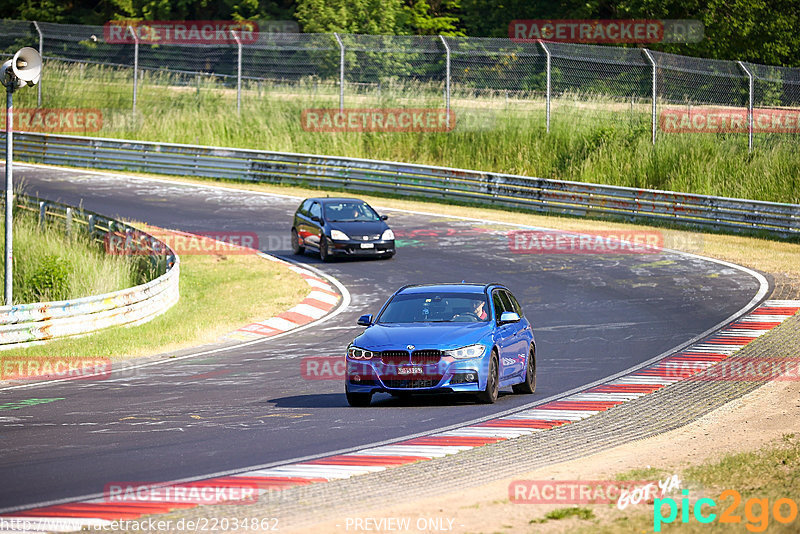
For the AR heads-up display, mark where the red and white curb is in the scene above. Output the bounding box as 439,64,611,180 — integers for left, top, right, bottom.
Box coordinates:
136,228,342,343
2,300,797,532
226,256,342,341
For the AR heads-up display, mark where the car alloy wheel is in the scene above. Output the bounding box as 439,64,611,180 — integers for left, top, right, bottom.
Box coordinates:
512,345,536,394
319,236,331,262
477,351,499,404
291,229,304,255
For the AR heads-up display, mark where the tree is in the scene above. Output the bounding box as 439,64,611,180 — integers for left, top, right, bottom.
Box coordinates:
403,0,464,36
295,0,406,34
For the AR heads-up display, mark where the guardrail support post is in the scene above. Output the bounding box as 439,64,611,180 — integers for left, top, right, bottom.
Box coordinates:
439,36,451,129
33,21,43,107
231,29,242,115
334,33,345,112
128,26,139,119
737,61,754,153
642,49,657,145
87,214,95,237
538,40,551,133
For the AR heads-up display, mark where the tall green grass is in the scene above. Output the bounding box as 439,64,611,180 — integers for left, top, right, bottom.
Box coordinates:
11,61,800,204
0,209,143,304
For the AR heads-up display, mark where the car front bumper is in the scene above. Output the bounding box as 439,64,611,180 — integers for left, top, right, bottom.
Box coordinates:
345,357,486,394
329,239,395,256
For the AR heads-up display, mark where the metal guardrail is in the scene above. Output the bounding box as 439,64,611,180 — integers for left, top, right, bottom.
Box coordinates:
0,192,180,348
5,132,800,236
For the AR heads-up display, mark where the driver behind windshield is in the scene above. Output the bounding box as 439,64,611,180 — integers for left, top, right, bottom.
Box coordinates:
326,202,374,222
452,298,487,321
473,299,488,320
378,293,489,323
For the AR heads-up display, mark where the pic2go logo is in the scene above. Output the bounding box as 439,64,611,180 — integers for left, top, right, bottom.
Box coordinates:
654,490,799,532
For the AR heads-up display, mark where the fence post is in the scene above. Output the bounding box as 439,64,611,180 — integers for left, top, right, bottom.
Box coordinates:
38,201,46,228
439,35,451,129
127,26,139,118
231,29,242,115
538,40,551,133
737,61,754,152
65,207,72,237
334,33,344,111
33,21,43,107
642,49,657,145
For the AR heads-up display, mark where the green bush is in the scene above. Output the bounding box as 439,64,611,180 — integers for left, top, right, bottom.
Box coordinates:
2,209,144,305
25,255,72,302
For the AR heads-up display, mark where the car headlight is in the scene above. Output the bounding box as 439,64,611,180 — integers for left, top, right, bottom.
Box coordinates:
330,230,349,241
381,229,395,240
347,345,375,360
443,343,486,360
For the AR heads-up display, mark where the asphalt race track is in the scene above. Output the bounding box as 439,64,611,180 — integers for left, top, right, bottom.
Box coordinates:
0,164,765,511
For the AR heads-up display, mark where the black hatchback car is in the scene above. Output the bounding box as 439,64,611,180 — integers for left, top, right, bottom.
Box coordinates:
291,198,395,261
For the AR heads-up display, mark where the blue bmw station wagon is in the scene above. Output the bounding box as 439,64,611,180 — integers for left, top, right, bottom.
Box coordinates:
345,283,536,406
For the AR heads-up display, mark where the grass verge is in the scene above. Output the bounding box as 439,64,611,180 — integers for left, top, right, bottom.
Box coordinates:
5,226,309,360
560,433,800,533
0,207,142,304
11,61,800,204
531,507,596,524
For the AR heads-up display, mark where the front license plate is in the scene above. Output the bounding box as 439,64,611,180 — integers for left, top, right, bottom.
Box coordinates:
397,366,423,375
360,243,375,249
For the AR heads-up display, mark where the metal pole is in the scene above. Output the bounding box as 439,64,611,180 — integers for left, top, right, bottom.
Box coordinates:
231,30,242,115
538,40,551,133
439,35,451,129
4,86,13,305
128,26,139,117
334,33,344,112
738,61,754,152
642,49,657,145
33,21,43,107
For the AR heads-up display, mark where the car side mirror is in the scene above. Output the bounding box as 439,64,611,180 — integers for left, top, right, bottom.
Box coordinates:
357,314,373,326
499,311,520,324
310,215,321,223
380,215,389,221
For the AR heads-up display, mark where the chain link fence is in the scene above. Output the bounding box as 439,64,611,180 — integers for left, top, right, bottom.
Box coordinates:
1,19,799,149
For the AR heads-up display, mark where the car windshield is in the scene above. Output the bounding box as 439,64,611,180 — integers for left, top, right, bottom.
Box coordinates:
324,201,379,222
377,292,490,323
